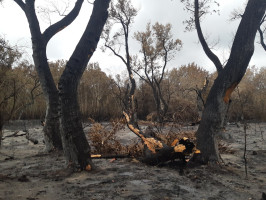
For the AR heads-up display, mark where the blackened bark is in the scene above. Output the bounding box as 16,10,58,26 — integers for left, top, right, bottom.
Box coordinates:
0,130,2,146
195,0,266,163
125,30,139,130
196,77,209,120
104,1,139,131
258,14,266,51
58,0,110,170
156,82,169,123
43,0,84,45
23,0,62,150
151,85,167,123
258,28,266,51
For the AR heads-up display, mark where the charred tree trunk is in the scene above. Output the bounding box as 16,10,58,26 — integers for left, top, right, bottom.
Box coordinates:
42,91,61,151
157,86,169,123
58,0,110,170
22,1,63,151
195,77,209,120
151,83,168,124
151,86,163,123
122,30,139,132
195,0,266,163
31,38,61,151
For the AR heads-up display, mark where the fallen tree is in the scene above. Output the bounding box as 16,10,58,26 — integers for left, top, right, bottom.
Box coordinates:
87,118,199,166
123,112,200,165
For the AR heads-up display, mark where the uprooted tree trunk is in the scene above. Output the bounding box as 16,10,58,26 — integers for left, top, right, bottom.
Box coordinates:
194,0,266,164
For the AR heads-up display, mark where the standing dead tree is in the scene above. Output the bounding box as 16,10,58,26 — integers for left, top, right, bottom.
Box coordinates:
14,0,111,170
133,22,182,123
13,0,86,151
181,0,266,164
102,0,140,135
58,0,110,169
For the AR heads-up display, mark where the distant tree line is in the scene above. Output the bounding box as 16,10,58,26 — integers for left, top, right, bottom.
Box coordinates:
1,39,266,124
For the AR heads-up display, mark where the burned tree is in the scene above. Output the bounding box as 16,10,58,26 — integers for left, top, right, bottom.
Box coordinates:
13,0,111,169
58,0,110,170
13,0,86,151
133,22,182,123
182,0,266,163
102,0,140,132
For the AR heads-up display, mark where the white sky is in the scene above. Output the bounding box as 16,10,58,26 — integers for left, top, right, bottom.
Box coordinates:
0,0,265,77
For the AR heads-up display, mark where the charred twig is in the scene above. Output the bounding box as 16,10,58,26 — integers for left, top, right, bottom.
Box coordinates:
243,123,248,179
2,131,26,140
236,87,248,178
91,154,131,159
257,123,265,141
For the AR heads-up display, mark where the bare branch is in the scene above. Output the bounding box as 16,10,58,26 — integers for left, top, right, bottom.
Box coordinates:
87,0,94,4
194,0,223,73
49,1,71,16
132,68,149,84
181,0,220,31
13,0,25,11
258,14,266,51
105,44,127,66
42,0,84,45
258,26,266,51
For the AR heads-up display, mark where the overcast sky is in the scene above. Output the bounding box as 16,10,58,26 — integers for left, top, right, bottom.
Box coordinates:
0,0,265,76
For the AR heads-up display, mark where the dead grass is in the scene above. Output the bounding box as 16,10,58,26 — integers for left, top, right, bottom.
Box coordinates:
88,118,127,155
218,142,236,154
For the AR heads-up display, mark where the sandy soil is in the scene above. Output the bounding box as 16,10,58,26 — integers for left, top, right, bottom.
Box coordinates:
0,120,265,200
